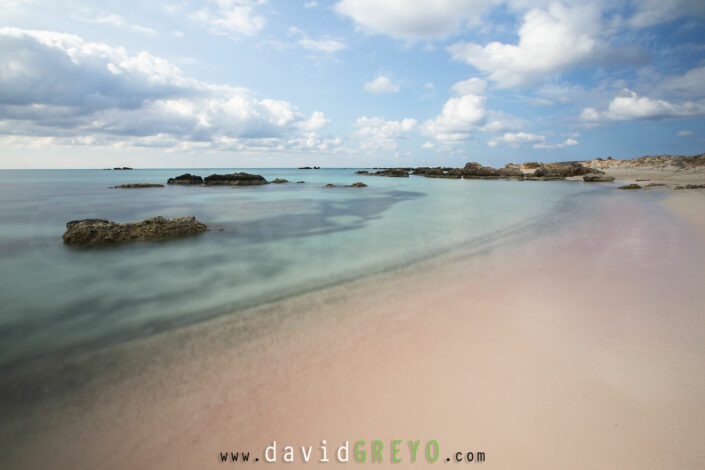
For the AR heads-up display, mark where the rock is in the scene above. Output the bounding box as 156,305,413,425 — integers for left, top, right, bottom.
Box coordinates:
674,184,705,190
113,167,133,170
462,162,499,178
544,162,603,177
324,183,336,188
62,216,208,245
111,183,164,188
299,167,313,169
618,184,642,190
296,181,305,184
204,173,268,185
583,175,615,182
355,170,369,175
272,178,288,184
645,183,667,188
346,182,367,187
167,173,203,185
497,166,524,178
365,169,409,177
533,166,563,178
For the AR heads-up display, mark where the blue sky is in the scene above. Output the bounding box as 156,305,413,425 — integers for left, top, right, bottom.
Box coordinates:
0,0,704,168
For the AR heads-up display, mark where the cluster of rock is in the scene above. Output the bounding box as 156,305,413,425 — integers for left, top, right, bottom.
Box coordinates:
167,173,204,185
355,161,605,181
299,166,320,169
62,217,208,245
166,173,268,185
323,182,367,188
111,183,164,188
674,184,705,190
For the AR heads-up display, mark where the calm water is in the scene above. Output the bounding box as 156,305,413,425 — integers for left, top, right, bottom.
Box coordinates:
0,168,609,366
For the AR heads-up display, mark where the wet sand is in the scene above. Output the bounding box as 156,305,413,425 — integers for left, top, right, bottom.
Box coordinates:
1,190,704,469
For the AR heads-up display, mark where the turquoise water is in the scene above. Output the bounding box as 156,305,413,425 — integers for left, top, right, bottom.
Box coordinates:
0,169,607,366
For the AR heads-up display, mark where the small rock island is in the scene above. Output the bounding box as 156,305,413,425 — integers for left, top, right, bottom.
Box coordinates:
62,217,208,245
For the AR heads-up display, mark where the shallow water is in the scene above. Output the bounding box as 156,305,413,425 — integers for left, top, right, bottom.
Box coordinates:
0,168,611,366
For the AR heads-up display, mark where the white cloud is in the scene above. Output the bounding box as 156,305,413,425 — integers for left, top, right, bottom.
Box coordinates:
422,141,435,149
296,111,330,131
677,130,693,136
363,76,400,94
192,0,265,37
663,65,705,98
298,37,347,53
424,82,435,89
448,3,603,88
629,0,705,28
488,131,544,147
581,89,705,122
534,137,578,149
334,0,493,40
0,27,331,152
304,1,319,8
77,13,156,35
487,132,578,149
353,116,417,149
450,77,487,96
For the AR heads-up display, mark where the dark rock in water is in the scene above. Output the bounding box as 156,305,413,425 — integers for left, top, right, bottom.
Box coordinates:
462,162,499,178
618,184,642,190
111,183,164,189
583,175,615,182
645,183,667,188
314,166,320,169
62,216,208,245
544,162,603,177
674,184,705,190
345,182,367,187
296,181,305,184
272,178,288,184
204,172,268,185
167,173,203,185
360,168,409,177
497,166,524,178
533,166,563,178
113,167,133,170
299,166,313,169
323,183,336,188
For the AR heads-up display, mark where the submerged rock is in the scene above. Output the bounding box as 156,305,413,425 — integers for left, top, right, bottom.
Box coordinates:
296,181,305,183
346,182,367,187
204,173,268,185
618,184,642,190
583,175,615,182
272,178,289,184
167,173,203,185
324,183,336,188
674,184,705,190
62,216,208,245
111,183,164,188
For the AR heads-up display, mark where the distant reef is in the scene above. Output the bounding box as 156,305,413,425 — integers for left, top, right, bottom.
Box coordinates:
355,161,604,181
111,183,164,189
62,217,208,245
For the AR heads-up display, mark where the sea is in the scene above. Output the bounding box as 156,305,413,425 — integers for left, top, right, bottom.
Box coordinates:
0,168,613,367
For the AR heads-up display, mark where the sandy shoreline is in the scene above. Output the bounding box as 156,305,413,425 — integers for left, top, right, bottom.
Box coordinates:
1,186,704,469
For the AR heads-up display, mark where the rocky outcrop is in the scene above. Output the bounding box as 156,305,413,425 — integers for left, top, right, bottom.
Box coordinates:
674,184,705,190
462,162,500,178
272,178,288,184
359,169,410,177
324,183,336,188
296,181,305,184
167,173,203,185
62,217,208,245
346,182,367,187
583,175,615,182
497,166,524,178
544,162,603,177
111,183,164,188
618,184,641,190
113,167,133,170
204,173,268,185
530,167,565,180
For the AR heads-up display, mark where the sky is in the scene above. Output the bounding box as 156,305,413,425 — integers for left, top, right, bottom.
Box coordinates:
0,0,704,169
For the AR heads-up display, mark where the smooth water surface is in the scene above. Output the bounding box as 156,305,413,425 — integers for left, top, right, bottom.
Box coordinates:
0,168,609,365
